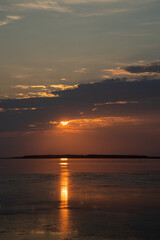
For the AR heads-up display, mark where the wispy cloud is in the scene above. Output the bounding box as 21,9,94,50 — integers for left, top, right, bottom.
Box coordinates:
15,92,58,99
0,15,22,27
78,8,129,17
95,101,139,106
16,0,72,13
61,0,157,4
6,15,22,20
12,85,47,89
0,19,10,26
7,108,37,111
140,21,160,26
1,0,155,19
74,68,88,73
13,74,32,79
60,78,67,81
62,0,120,4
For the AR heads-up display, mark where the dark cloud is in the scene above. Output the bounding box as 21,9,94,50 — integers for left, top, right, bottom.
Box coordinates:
0,78,160,133
125,62,160,74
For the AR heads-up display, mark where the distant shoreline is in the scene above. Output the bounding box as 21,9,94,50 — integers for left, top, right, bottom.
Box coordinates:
5,154,160,159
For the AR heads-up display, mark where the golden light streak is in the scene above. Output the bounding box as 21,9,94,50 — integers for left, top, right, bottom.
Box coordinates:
59,158,69,235
59,162,68,166
60,158,68,161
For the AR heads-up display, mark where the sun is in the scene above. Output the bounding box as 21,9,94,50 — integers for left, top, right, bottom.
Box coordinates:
60,121,69,126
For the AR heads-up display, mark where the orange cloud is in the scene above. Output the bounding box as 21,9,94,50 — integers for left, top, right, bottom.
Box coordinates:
95,101,138,106
12,85,46,89
102,62,160,79
8,108,37,111
50,84,78,90
54,116,141,132
15,92,58,99
101,67,154,78
0,108,4,112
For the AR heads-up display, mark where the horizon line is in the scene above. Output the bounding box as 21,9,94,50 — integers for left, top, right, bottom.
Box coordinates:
2,154,160,159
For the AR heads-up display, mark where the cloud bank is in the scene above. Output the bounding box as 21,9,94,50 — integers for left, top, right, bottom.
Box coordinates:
0,77,159,133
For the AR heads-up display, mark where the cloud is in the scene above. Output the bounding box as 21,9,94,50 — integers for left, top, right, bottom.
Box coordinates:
6,15,22,20
0,15,22,27
4,0,122,17
7,108,37,111
125,62,160,74
95,101,139,106
55,116,141,132
62,0,120,4
74,68,88,73
78,8,129,17
0,0,131,19
140,21,160,26
1,0,155,20
45,68,55,72
61,0,156,4
12,85,47,89
9,84,78,99
14,74,32,79
10,85,50,99
0,76,159,134
0,19,10,26
30,85,47,89
50,84,78,90
102,61,160,78
12,85,30,89
15,92,58,99
16,0,71,13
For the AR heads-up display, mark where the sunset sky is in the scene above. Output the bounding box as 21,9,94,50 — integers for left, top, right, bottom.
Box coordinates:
0,0,160,157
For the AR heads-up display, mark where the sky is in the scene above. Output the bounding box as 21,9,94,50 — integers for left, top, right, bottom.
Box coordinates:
0,0,160,157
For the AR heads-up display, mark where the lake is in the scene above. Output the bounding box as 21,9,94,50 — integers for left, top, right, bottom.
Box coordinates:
0,158,160,240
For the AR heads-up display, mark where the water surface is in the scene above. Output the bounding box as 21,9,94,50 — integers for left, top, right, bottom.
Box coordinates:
0,158,160,240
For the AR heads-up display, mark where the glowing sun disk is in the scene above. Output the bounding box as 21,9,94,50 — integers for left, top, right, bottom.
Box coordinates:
61,121,69,126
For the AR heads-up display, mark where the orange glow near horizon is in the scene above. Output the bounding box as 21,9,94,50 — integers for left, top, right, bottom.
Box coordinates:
56,116,141,132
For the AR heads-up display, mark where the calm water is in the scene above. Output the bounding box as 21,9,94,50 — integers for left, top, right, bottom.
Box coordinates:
0,158,160,240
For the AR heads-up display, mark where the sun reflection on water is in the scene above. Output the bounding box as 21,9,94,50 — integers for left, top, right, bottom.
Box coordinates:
59,158,69,234
59,162,68,166
60,158,68,161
